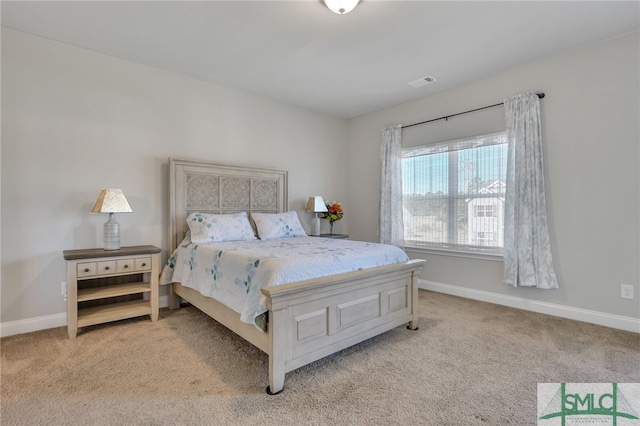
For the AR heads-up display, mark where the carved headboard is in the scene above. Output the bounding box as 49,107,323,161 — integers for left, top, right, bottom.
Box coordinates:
169,158,288,252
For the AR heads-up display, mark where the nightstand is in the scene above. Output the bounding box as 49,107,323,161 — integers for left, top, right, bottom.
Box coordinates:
63,245,161,338
317,233,349,239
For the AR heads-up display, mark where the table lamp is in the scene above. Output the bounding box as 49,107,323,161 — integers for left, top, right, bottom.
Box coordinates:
90,188,132,250
305,196,328,236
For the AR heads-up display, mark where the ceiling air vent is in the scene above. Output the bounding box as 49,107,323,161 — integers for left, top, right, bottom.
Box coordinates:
408,75,437,88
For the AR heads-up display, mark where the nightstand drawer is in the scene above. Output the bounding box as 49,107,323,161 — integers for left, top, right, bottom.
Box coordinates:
96,261,116,275
116,259,135,273
77,262,97,278
134,257,151,271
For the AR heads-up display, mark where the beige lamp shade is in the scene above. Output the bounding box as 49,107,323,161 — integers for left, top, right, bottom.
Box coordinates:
90,188,133,213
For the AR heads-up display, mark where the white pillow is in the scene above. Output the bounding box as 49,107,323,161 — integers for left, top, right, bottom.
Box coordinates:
252,211,307,240
186,212,257,243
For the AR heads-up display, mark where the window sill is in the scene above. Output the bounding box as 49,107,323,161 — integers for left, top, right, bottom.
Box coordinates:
405,245,504,262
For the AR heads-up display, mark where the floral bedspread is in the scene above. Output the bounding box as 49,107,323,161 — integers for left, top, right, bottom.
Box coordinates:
160,236,409,326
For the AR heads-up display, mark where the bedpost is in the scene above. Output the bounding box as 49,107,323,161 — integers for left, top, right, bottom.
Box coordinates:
266,357,285,395
169,283,181,310
266,307,289,395
407,269,420,331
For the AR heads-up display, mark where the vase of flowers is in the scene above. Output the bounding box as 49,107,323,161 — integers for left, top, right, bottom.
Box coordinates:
321,201,343,234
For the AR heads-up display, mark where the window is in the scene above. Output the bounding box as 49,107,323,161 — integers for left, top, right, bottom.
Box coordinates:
402,131,507,254
476,231,496,246
475,205,494,218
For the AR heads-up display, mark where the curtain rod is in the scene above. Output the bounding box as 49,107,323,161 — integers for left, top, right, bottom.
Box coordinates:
401,92,545,130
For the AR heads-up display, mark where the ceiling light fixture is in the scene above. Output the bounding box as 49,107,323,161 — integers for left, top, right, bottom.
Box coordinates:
324,0,359,15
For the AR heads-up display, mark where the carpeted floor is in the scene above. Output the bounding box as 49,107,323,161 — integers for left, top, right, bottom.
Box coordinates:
1,290,638,425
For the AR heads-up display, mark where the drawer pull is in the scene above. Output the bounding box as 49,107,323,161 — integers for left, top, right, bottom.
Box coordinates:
141,263,146,267
104,266,110,271
124,264,129,269
84,268,90,273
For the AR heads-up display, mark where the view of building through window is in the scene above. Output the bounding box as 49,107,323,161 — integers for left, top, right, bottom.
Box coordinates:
402,132,507,252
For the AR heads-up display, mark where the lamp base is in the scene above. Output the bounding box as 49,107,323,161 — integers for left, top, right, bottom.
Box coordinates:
103,213,121,250
312,216,321,236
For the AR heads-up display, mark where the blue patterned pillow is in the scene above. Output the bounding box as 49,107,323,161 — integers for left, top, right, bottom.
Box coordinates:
186,212,257,243
252,211,307,240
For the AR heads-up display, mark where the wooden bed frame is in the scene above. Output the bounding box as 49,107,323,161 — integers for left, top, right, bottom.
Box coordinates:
166,158,425,394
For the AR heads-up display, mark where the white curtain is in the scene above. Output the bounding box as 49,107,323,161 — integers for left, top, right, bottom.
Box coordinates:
379,124,405,249
503,92,558,289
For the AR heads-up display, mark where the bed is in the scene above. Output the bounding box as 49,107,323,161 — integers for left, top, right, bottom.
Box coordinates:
163,158,425,394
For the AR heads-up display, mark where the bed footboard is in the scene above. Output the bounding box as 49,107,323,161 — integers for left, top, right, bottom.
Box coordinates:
262,259,424,394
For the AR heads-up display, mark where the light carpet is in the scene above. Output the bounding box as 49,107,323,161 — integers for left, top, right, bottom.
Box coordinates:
1,290,638,425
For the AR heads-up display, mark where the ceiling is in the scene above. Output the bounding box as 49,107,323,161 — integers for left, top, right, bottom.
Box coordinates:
2,1,639,119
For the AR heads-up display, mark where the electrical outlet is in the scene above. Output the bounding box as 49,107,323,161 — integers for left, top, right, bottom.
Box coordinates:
61,281,67,300
620,284,634,300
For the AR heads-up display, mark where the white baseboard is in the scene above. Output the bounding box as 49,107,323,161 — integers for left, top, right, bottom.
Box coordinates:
0,312,68,338
420,280,640,333
1,295,172,338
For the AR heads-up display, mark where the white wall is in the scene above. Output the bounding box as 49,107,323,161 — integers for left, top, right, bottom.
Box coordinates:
347,33,639,323
1,29,349,327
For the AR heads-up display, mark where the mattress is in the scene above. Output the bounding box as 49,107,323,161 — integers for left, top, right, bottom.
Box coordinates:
160,236,409,328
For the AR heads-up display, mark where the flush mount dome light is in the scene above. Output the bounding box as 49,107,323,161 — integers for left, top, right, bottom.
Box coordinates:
324,0,359,15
